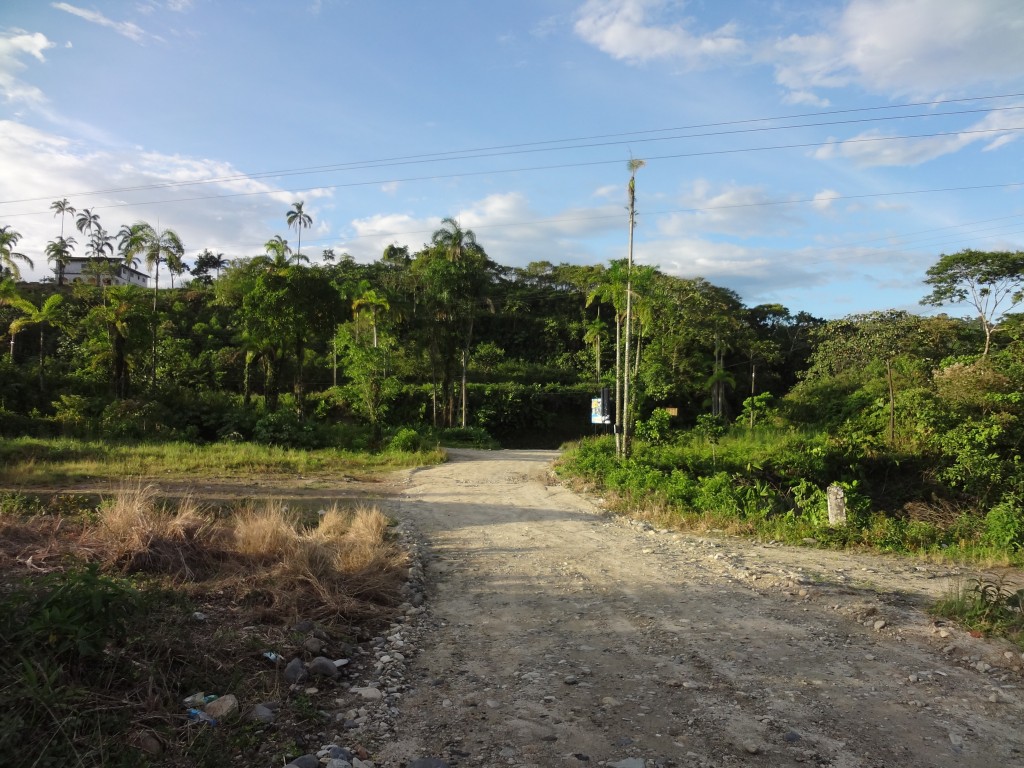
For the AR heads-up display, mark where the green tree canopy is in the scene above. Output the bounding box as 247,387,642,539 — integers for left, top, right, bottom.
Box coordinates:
921,249,1024,357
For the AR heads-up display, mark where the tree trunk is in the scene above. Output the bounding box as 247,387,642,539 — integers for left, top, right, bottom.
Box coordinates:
460,349,468,428
886,359,896,445
151,263,159,388
294,335,306,419
38,328,45,391
613,314,622,455
243,351,253,407
750,362,757,430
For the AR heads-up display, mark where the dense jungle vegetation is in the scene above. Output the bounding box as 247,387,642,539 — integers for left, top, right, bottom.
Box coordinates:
3,208,1024,559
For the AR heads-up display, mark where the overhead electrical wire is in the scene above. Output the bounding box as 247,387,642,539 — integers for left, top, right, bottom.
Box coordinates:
5,90,1024,275
4,126,1024,221
2,92,1023,206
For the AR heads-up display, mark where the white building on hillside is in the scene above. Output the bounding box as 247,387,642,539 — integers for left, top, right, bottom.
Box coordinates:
63,257,149,287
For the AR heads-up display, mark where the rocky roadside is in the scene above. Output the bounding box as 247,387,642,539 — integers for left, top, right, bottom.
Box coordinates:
171,519,449,768
171,474,1024,768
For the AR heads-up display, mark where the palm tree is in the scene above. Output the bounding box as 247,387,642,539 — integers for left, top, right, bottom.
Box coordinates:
166,249,186,288
123,221,185,386
1,278,33,359
75,208,100,238
116,225,141,271
352,287,390,348
0,226,33,281
209,251,228,277
88,227,114,260
422,217,494,427
286,201,312,260
10,294,65,389
46,235,76,285
431,217,485,262
259,235,306,268
51,199,76,239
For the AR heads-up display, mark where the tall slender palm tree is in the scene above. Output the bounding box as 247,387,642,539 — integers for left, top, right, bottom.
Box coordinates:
352,288,390,348
88,227,114,260
0,226,33,280
123,221,185,386
75,208,100,238
286,201,312,260
46,235,76,285
84,227,116,290
51,199,76,239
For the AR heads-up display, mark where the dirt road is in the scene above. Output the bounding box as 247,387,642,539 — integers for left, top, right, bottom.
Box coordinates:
375,449,1024,768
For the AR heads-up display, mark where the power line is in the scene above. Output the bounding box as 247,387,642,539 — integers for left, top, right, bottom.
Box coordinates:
2,93,1022,206
4,125,1024,220
143,185,1024,259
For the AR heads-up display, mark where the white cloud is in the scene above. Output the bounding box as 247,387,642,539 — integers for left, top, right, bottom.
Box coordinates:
658,180,802,237
52,3,151,44
772,0,1024,100
0,30,54,106
346,192,621,265
782,89,830,108
0,121,337,277
574,0,743,65
813,105,1024,166
811,189,839,211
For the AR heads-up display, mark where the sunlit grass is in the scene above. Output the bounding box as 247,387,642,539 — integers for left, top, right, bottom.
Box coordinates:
0,436,445,485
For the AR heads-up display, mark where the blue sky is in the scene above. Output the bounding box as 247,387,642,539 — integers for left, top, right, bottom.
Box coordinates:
2,0,1023,318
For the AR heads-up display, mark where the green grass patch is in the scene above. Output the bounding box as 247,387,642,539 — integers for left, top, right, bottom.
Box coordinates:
0,436,445,486
932,575,1024,648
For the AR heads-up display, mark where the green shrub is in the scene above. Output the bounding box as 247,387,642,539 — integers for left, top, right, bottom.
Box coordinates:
635,408,673,445
983,494,1024,551
790,478,828,526
693,472,743,517
388,427,425,452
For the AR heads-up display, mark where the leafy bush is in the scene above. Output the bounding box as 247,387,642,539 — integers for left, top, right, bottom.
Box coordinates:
983,494,1024,551
635,408,674,445
388,427,425,452
100,399,171,439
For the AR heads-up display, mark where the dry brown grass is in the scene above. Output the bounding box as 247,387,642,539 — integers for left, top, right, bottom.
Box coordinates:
230,502,407,620
231,499,301,561
2,483,410,623
85,482,219,579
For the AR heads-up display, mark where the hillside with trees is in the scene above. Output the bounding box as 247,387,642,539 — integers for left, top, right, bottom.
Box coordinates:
3,201,1024,559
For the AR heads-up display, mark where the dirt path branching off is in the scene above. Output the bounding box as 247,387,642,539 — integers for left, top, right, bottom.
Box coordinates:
376,449,1024,768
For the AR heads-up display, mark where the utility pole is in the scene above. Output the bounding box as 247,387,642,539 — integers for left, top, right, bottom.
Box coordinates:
622,158,644,459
